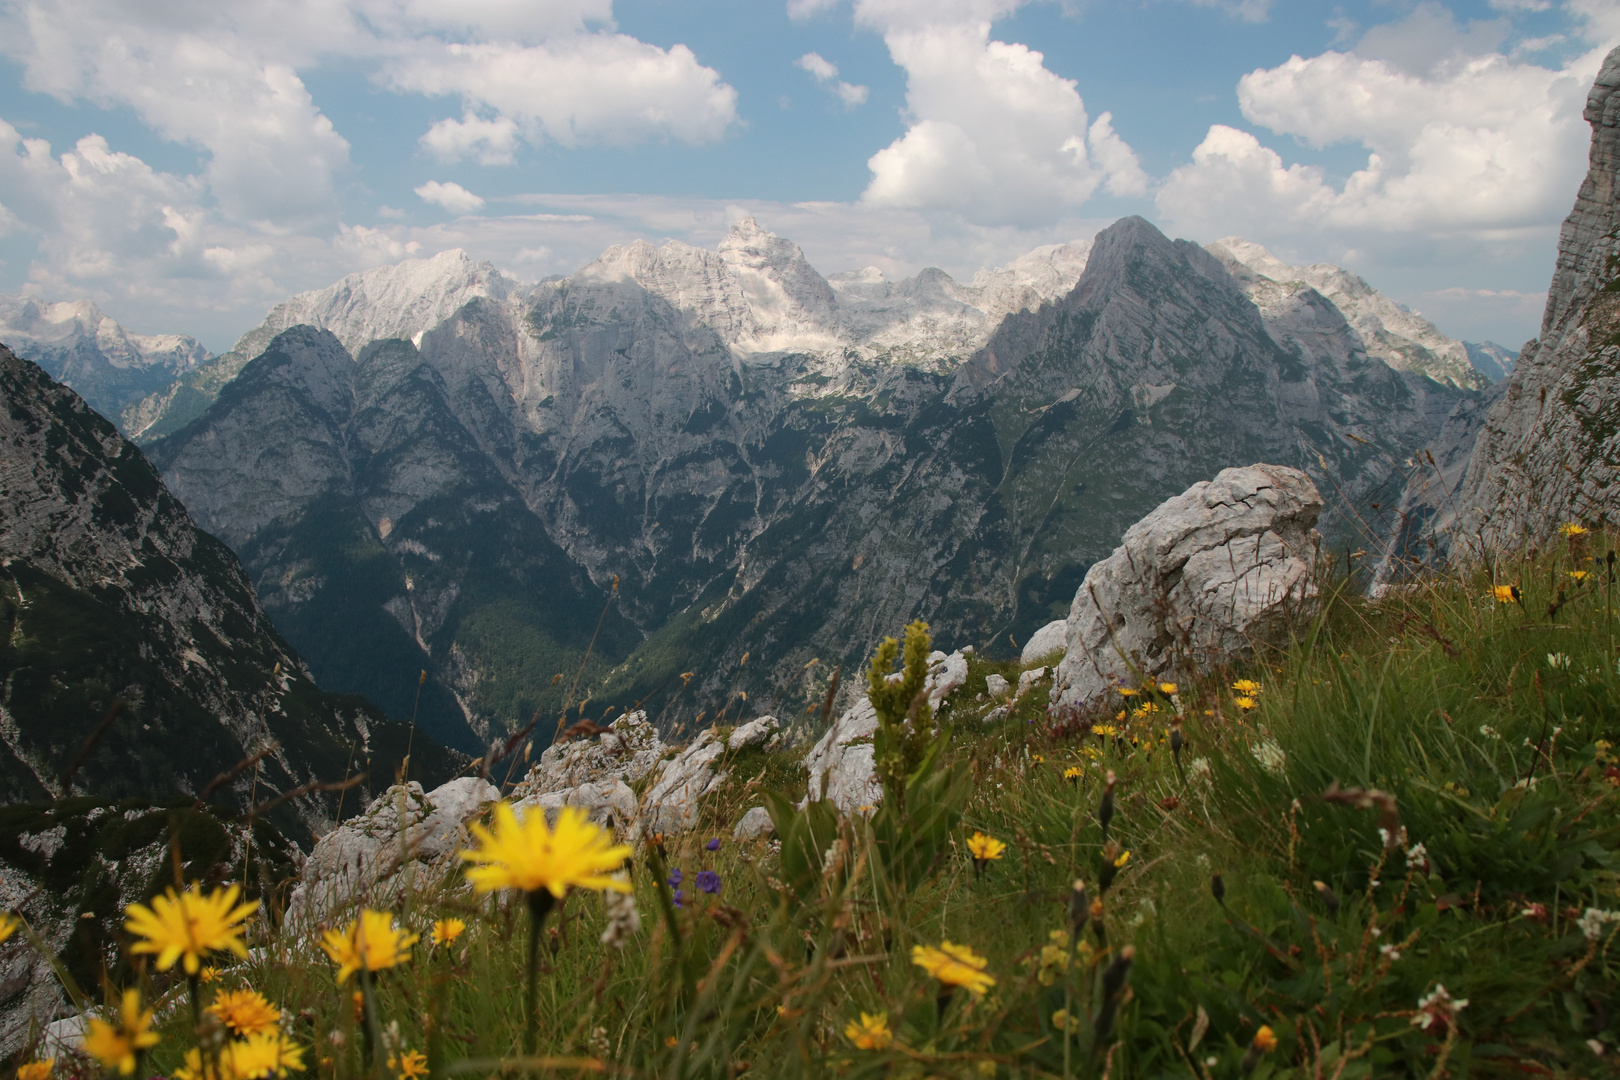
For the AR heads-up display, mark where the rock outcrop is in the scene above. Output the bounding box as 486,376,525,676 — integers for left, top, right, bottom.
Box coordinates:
1021,620,1069,664
287,777,499,926
1051,465,1322,709
802,696,883,814
1422,46,1620,551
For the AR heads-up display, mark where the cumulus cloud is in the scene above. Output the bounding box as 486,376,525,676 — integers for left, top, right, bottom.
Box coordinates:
420,112,523,164
795,52,870,108
415,181,486,214
385,35,737,150
1157,4,1608,261
857,8,1146,224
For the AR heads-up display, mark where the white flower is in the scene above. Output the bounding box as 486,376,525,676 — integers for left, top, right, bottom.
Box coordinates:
599,874,641,949
1547,652,1571,670
1578,908,1619,943
1405,842,1430,870
1252,739,1286,775
1379,943,1401,961
1478,725,1498,738
1413,984,1469,1032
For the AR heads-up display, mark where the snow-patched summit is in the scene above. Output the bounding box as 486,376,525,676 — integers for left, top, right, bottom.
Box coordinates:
1207,237,1487,390
0,295,210,421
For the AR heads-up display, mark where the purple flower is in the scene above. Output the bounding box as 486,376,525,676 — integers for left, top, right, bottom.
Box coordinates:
696,870,721,895
668,868,683,888
706,837,721,851
673,889,685,909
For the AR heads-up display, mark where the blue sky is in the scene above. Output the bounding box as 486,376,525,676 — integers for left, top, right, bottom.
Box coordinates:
0,0,1613,351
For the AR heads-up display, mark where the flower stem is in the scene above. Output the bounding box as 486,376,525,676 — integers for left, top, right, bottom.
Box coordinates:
360,966,381,1069
525,890,557,1056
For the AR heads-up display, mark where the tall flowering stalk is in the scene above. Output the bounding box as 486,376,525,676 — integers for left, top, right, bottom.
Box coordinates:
320,909,418,1065
458,802,630,1054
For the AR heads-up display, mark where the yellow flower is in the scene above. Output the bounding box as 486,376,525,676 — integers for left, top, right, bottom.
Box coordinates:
1051,1008,1082,1034
1031,754,1045,764
1094,724,1118,738
1235,696,1257,711
198,965,221,985
1571,570,1590,581
1113,850,1131,869
431,917,466,946
459,803,631,898
1231,679,1262,695
912,941,996,996
172,1048,220,1080
1561,522,1589,537
389,1049,429,1079
226,1030,307,1078
1252,1025,1278,1052
966,832,1007,863
84,989,159,1076
1492,583,1519,603
16,1059,53,1080
0,911,19,946
208,988,281,1036
1117,686,1138,697
844,1011,893,1051
320,910,419,984
123,883,255,976
1157,682,1178,695
1063,766,1083,783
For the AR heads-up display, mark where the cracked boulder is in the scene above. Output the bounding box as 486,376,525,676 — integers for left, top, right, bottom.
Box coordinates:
642,730,729,835
515,710,666,795
1051,464,1322,710
801,695,882,814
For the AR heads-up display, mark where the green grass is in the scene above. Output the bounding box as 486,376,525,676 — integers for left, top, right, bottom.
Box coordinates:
15,533,1620,1078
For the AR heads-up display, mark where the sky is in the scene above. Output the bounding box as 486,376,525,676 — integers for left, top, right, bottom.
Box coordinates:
0,0,1616,353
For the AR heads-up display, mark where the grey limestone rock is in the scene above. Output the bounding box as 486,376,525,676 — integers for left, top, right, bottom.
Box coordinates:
727,714,783,751
1426,46,1620,552
926,650,970,709
1016,667,1048,698
1021,620,1069,664
517,711,667,796
514,780,638,838
985,674,1011,699
801,695,882,814
1051,464,1322,710
733,805,776,840
642,729,728,835
286,777,500,927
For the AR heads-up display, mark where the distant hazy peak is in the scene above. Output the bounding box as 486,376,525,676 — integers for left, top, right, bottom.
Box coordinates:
0,293,209,373
1207,236,1487,390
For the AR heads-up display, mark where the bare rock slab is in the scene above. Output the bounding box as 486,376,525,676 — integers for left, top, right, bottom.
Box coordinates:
1051,464,1322,710
802,695,882,814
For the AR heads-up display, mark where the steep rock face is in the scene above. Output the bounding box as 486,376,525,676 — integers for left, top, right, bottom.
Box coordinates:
0,296,210,428
149,218,1460,737
127,250,526,441
149,326,633,753
1465,342,1517,381
1208,238,1488,390
0,344,451,823
1433,47,1620,550
1050,464,1322,709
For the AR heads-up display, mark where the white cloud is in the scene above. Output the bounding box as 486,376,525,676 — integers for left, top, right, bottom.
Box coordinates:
1158,15,1608,258
857,10,1145,224
415,181,486,214
420,112,523,164
385,35,738,150
795,51,870,108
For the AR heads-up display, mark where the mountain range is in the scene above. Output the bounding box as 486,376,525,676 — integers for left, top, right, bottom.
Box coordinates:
19,217,1486,753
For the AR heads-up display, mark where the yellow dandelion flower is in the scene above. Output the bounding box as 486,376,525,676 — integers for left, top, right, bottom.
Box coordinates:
1063,766,1083,783
1113,849,1131,869
966,832,1007,863
0,912,20,946
84,989,159,1076
431,917,466,946
207,988,281,1037
389,1049,428,1079
1030,754,1045,764
1252,1025,1278,1052
1094,724,1118,738
912,941,996,996
1117,686,1138,697
1571,570,1590,581
459,803,631,899
844,1011,893,1051
1492,583,1519,603
1561,522,1589,537
16,1059,54,1080
123,883,255,976
198,965,221,985
1157,682,1178,695
226,1030,307,1078
171,1048,216,1080
1231,679,1261,695
320,910,418,985
1235,696,1256,711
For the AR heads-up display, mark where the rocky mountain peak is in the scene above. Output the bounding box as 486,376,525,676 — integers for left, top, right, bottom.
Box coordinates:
1206,235,1486,390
